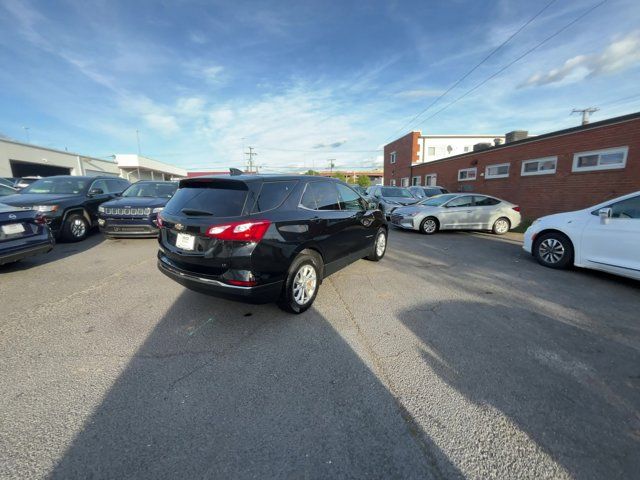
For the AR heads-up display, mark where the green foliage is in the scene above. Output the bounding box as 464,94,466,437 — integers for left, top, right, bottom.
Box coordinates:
333,172,347,182
304,169,320,176
357,175,371,188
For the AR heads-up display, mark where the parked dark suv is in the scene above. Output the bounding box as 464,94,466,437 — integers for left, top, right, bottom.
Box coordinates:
1,175,130,241
99,181,178,237
157,175,387,313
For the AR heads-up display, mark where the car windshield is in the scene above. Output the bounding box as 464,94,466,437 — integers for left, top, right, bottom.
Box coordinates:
419,194,459,206
123,182,178,198
381,187,413,198
22,177,89,195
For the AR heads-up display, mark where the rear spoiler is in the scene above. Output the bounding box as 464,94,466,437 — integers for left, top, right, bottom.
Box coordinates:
179,176,249,190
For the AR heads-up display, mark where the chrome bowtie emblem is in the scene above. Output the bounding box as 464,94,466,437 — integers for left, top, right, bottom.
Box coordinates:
175,223,185,231
8,214,17,219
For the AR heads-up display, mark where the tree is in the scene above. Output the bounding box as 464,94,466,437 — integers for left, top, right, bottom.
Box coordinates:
357,174,371,188
333,172,347,183
304,169,320,176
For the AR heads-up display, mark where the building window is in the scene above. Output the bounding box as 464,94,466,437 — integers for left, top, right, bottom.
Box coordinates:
458,168,477,181
427,147,436,156
521,156,557,176
390,151,397,164
411,176,421,186
572,146,627,172
390,179,396,186
485,163,510,179
401,177,409,187
425,174,437,186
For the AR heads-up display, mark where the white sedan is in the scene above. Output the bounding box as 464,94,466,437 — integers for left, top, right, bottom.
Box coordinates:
524,191,640,280
390,193,521,235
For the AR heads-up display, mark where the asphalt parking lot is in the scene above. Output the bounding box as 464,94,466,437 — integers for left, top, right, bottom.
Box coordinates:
1,229,639,479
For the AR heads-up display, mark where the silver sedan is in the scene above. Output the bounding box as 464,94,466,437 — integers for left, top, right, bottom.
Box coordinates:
390,193,521,235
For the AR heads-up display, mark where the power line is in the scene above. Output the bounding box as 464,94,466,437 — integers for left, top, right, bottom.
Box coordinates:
419,0,609,126
384,0,557,142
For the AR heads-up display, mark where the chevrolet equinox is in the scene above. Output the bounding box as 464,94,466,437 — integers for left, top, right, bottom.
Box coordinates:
157,175,387,313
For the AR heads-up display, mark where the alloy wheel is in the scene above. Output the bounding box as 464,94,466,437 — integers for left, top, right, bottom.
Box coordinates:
375,232,386,257
71,218,86,238
292,264,317,306
423,219,437,233
539,238,565,264
495,219,509,234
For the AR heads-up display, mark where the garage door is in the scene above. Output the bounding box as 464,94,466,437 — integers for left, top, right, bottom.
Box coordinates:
10,160,71,177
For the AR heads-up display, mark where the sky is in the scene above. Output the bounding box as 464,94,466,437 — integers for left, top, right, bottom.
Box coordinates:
0,0,639,173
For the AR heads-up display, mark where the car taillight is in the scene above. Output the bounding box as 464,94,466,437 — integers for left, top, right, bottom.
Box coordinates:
227,279,258,287
512,206,520,212
157,214,164,227
35,214,46,225
205,220,271,242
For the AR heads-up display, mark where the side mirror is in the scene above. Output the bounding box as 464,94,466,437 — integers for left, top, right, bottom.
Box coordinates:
88,188,104,196
114,192,122,196
598,207,612,224
368,201,377,210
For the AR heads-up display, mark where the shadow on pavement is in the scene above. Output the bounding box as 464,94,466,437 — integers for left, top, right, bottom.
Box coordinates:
48,290,461,479
0,231,105,272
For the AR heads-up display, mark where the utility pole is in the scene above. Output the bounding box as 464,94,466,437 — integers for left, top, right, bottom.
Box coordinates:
23,127,30,143
571,107,599,125
245,147,258,173
136,129,142,155
328,159,335,175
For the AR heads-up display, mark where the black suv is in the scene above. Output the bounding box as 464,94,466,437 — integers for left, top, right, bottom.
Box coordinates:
1,175,130,241
157,175,387,313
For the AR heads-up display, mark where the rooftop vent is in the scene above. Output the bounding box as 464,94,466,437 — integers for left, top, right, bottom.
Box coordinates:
505,130,528,144
473,143,492,152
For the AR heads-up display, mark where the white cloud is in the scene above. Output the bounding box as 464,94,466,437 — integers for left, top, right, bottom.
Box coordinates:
143,113,179,134
202,65,224,83
520,31,640,88
394,89,445,99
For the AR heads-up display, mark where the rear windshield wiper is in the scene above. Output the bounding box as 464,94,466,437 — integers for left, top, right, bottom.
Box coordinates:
180,208,214,216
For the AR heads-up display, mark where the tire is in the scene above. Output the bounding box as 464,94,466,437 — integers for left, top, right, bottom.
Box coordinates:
366,228,387,261
533,232,574,269
62,213,89,242
492,217,511,235
278,253,322,314
420,217,439,235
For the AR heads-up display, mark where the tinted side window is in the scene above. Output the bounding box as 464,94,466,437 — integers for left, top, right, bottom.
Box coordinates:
164,185,248,217
336,183,364,211
474,196,500,206
90,179,108,193
300,181,341,211
251,181,296,213
446,196,474,208
105,179,124,193
610,196,640,219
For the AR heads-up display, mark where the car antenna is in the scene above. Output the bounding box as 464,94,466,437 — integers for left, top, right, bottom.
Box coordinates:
229,168,243,176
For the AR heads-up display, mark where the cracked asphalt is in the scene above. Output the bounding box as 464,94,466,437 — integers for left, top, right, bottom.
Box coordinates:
1,229,639,479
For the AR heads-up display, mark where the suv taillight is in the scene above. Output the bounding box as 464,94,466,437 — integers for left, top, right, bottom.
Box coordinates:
512,206,520,212
206,220,271,242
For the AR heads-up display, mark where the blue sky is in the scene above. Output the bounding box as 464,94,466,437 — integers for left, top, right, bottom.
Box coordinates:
1,0,639,172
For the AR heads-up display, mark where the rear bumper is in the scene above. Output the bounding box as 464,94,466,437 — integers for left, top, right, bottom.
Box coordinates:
157,252,283,304
0,238,54,265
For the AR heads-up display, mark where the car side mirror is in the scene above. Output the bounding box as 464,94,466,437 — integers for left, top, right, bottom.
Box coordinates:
88,188,104,196
114,192,122,196
368,201,377,210
598,207,612,224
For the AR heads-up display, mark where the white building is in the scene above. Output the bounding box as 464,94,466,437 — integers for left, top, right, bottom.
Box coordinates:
0,139,187,181
415,133,506,164
114,154,187,181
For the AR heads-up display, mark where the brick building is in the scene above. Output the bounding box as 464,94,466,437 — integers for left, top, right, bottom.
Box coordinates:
383,112,640,220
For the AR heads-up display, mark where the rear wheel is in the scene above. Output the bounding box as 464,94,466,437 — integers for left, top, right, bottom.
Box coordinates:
278,253,322,313
492,217,510,235
533,232,574,269
420,217,439,235
62,213,89,242
366,228,387,261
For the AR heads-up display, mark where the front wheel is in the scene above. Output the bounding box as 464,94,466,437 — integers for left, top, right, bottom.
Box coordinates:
61,213,89,242
278,253,322,314
533,232,574,269
420,217,439,235
366,228,387,261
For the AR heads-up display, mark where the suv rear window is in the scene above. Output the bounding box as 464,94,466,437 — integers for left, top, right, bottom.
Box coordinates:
164,181,248,217
251,181,297,213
